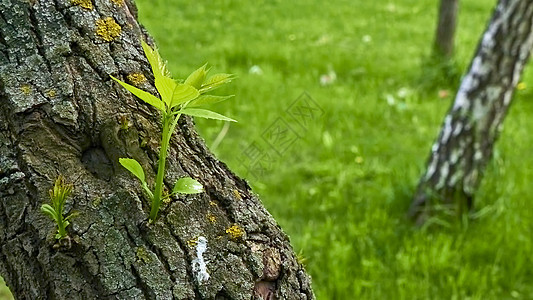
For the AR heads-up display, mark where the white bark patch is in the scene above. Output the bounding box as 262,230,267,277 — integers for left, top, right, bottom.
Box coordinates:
192,236,210,284
450,148,462,164
471,56,491,77
449,166,464,186
453,122,463,137
453,92,470,110
448,167,464,186
482,1,516,51
472,97,490,121
464,169,478,194
436,161,449,189
503,90,513,106
432,143,439,153
425,155,438,181
486,86,502,101
441,115,453,143
474,149,483,161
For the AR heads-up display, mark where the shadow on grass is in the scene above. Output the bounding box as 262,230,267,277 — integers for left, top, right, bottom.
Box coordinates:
416,54,463,95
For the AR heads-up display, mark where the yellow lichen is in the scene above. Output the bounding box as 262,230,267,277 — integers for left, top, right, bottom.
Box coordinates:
71,0,93,9
95,17,121,42
226,224,245,240
46,89,57,98
207,213,217,223
187,237,199,248
233,189,242,200
127,73,146,86
20,84,32,95
209,201,217,207
110,0,124,5
161,187,171,203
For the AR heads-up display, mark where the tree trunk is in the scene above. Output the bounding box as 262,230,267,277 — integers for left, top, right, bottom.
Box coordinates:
410,0,533,223
0,1,314,299
433,0,459,58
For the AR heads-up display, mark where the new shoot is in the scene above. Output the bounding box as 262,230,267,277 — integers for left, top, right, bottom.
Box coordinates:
111,41,236,222
41,176,76,240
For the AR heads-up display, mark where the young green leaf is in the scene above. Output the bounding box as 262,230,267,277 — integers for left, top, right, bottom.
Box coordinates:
156,76,177,107
111,76,165,112
185,63,208,89
41,204,59,221
200,73,235,93
172,177,204,194
141,40,171,80
119,158,146,183
189,95,234,107
64,212,78,221
170,84,200,109
180,108,237,122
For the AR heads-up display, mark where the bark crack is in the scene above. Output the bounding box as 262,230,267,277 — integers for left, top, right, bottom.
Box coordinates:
27,6,51,74
165,225,202,299
130,261,156,299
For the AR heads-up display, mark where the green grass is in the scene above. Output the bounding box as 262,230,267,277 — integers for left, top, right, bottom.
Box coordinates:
134,0,533,298
3,1,533,299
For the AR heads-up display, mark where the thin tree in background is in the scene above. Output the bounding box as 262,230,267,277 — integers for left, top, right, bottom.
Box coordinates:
433,0,460,59
410,0,533,222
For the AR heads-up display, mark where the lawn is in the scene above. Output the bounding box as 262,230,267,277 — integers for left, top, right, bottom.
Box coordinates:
2,0,533,299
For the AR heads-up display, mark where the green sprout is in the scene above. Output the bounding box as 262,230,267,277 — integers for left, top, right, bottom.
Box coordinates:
41,176,76,240
111,41,236,222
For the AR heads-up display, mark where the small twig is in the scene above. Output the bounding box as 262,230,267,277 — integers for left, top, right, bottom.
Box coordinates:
211,121,230,151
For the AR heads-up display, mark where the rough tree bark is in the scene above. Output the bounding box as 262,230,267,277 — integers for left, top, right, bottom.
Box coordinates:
0,0,314,299
433,0,459,59
410,0,533,222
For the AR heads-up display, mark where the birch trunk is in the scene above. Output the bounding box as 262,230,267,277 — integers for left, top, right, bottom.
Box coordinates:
410,0,533,222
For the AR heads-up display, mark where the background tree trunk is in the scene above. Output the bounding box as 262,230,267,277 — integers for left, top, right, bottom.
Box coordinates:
0,1,314,299
410,0,533,222
433,0,459,59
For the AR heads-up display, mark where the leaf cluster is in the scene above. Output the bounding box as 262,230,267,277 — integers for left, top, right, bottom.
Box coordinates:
41,176,76,240
111,41,235,222
110,41,235,121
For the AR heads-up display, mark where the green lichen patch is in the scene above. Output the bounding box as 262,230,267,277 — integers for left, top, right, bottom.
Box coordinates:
71,0,93,9
95,17,121,42
136,246,152,263
110,0,124,5
92,197,102,208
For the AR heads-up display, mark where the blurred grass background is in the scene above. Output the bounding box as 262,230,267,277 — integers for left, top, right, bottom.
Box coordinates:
3,0,533,299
